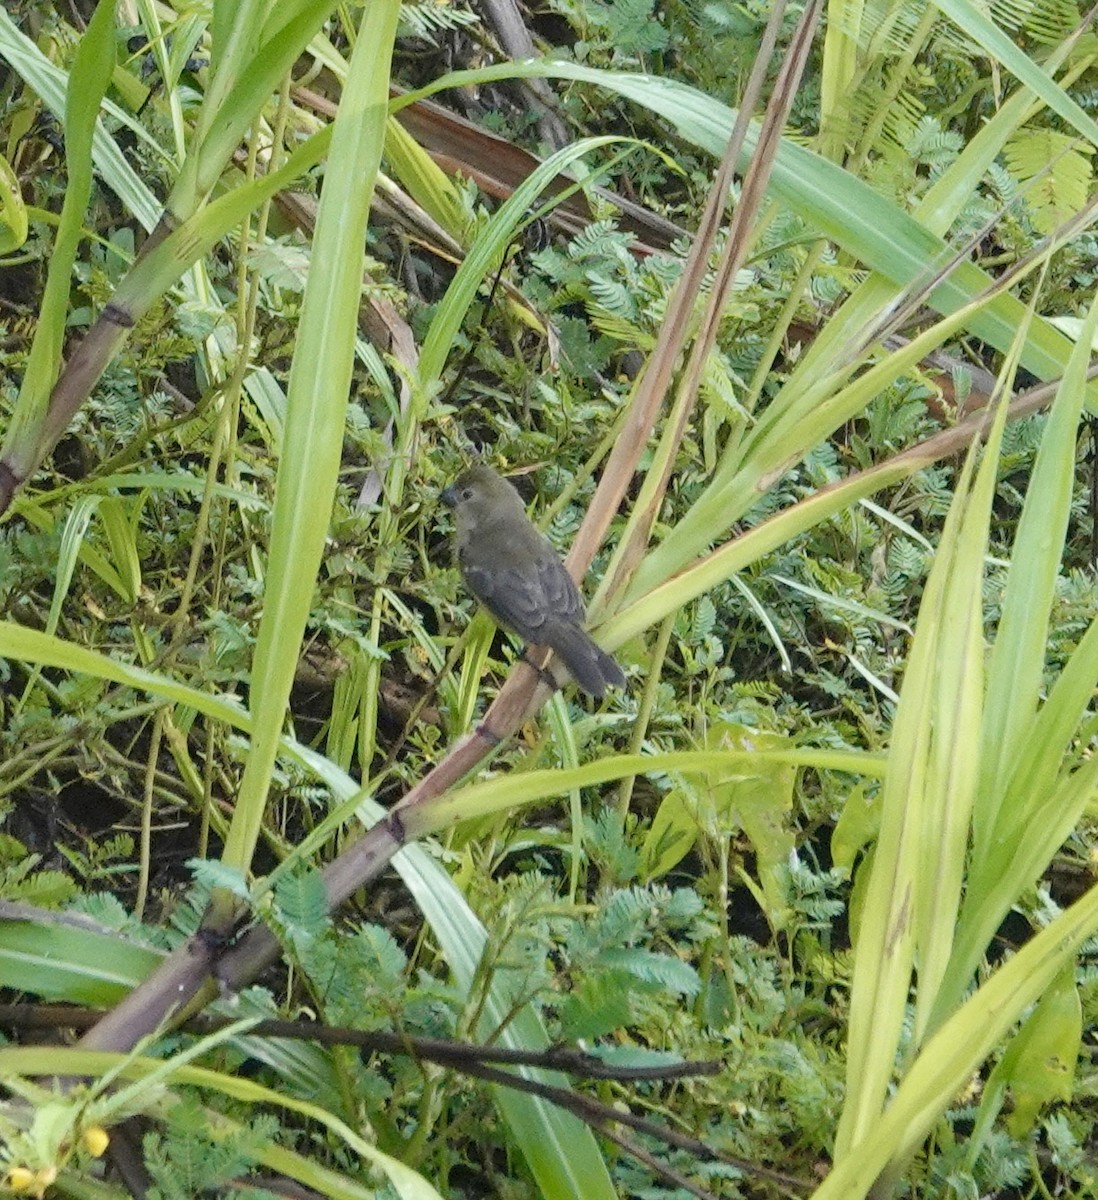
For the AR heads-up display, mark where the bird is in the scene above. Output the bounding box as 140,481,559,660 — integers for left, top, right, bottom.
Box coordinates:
440,464,625,698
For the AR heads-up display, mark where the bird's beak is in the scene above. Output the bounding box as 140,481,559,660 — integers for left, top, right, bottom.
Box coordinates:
440,485,457,508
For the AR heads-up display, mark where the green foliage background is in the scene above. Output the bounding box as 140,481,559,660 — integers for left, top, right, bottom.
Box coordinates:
0,0,1097,1198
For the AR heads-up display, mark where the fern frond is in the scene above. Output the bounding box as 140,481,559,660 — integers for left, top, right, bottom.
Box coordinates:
602,946,701,995
586,273,638,320
569,219,632,260
990,0,1077,44
1004,127,1094,234
398,1,479,45
588,311,652,346
860,0,931,59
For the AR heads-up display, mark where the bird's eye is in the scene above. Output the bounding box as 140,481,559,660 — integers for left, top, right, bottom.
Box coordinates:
461,488,474,500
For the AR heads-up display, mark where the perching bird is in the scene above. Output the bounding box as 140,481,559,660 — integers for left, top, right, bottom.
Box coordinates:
441,464,625,698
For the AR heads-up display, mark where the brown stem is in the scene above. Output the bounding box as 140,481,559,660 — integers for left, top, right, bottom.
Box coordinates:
0,213,176,517
76,662,551,1050
74,933,220,1053
2,1004,721,1081
443,1056,811,1193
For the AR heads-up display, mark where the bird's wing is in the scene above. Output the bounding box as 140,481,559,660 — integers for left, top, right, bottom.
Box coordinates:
464,552,585,643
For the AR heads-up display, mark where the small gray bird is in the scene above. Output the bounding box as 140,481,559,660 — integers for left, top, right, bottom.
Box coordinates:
441,464,625,697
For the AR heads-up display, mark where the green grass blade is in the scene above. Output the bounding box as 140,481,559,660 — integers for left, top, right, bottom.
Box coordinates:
0,622,250,727
400,61,1088,392
818,0,862,159
932,0,1098,147
0,8,159,229
185,5,339,208
203,0,266,127
0,151,27,252
978,291,1098,836
812,882,1098,1199
44,497,100,636
0,917,162,1005
833,398,1008,1158
95,495,142,605
605,456,913,650
384,116,470,239
1,0,116,475
404,748,876,832
417,135,634,389
219,0,400,874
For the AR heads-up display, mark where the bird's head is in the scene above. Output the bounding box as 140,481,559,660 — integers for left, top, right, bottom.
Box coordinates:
440,464,526,530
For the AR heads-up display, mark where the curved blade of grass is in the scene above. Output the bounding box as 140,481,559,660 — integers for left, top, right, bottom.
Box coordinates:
770,573,913,633
95,495,142,604
42,497,101,636
604,463,907,650
417,134,641,388
0,919,162,1005
217,0,398,875
840,404,1008,1159
977,290,1098,834
811,880,1098,1199
397,61,1085,390
0,8,159,229
1,0,116,477
214,1109,384,1200
402,747,878,834
215,1108,395,1200
933,0,1098,147
11,472,269,512
0,622,251,726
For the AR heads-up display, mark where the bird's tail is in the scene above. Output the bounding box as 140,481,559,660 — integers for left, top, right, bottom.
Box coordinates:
548,622,625,698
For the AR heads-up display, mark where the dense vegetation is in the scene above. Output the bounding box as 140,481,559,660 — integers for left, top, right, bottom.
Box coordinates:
1,0,1097,1197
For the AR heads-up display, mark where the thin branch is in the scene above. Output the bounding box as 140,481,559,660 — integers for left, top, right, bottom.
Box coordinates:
1,1004,720,1082
446,1056,812,1193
